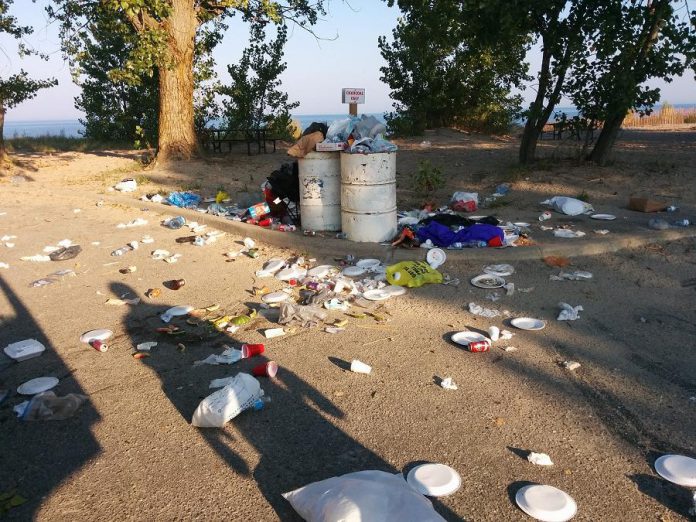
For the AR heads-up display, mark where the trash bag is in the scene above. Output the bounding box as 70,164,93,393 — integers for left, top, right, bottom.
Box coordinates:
191,373,263,428
541,196,593,216
386,261,443,287
326,118,354,141
167,191,201,208
283,470,446,522
302,122,328,138
267,162,300,204
450,192,478,213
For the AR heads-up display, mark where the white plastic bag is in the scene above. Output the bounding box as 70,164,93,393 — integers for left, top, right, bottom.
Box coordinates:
541,196,594,216
191,373,262,428
282,470,446,522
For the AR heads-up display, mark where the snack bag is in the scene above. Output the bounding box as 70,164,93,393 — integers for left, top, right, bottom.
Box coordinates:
385,261,443,288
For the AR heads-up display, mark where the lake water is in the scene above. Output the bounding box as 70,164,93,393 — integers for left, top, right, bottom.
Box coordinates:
5,105,694,138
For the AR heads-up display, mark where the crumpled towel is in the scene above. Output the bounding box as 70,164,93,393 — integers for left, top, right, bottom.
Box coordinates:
557,302,583,321
416,221,504,248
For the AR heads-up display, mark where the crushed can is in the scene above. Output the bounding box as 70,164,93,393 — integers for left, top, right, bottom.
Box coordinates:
468,340,491,353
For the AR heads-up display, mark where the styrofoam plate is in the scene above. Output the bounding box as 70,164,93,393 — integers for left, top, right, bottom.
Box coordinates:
261,258,285,274
262,291,291,304
451,331,490,346
406,463,461,497
471,274,506,289
17,376,59,395
382,285,406,297
483,264,515,277
79,329,113,344
276,267,307,281
362,289,390,301
654,454,696,488
3,339,46,361
514,222,531,227
511,317,546,331
515,484,577,522
356,258,381,269
590,214,616,220
342,266,366,278
307,265,334,278
426,248,447,268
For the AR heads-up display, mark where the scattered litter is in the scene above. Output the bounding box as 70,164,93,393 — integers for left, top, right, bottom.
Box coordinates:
21,254,51,262
440,377,458,390
194,347,243,366
3,339,45,361
628,197,667,213
167,192,201,208
119,266,137,274
486,292,501,302
563,361,581,371
114,178,137,192
527,452,554,466
191,373,264,428
243,237,256,249
557,302,583,321
648,218,670,230
117,218,148,228
264,328,286,339
160,305,193,323
0,262,8,269
386,261,443,287
517,287,535,293
538,211,552,221
15,392,88,421
500,329,514,340
324,327,345,334
502,346,518,352
594,229,610,235
350,359,372,374
488,326,500,341
141,235,154,244
146,288,161,298
30,278,55,288
542,196,593,216
468,302,501,318
324,298,350,311
136,342,157,352
550,271,593,281
105,297,140,306
504,282,515,296
483,264,514,277
553,229,586,238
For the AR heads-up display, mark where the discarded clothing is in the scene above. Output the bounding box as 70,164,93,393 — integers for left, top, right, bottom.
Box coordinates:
287,131,324,158
416,221,504,248
420,214,500,228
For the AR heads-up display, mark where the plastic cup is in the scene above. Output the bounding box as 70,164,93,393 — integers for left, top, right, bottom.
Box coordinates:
350,359,372,374
242,344,265,359
488,326,500,342
252,361,278,378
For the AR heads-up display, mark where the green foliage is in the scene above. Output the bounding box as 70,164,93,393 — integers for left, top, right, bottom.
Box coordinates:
379,0,528,136
218,22,298,138
411,160,445,196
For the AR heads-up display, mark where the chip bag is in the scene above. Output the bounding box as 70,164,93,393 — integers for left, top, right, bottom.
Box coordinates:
385,261,443,288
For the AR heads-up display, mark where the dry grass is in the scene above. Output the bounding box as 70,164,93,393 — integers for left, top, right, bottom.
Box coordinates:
623,104,696,127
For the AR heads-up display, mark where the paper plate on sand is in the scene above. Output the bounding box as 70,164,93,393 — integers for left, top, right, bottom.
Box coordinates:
451,331,490,346
79,329,113,344
483,264,515,277
407,463,461,497
262,291,291,304
515,484,577,522
654,454,696,487
276,267,307,281
307,265,333,278
590,214,616,220
511,317,546,331
342,266,366,278
355,258,381,269
471,274,506,289
363,286,407,301
17,376,59,395
514,222,531,228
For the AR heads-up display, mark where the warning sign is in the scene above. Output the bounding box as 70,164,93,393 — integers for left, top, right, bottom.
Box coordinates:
342,88,365,104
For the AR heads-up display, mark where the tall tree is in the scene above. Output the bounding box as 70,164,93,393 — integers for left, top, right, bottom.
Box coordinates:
569,0,696,165
0,0,57,161
219,22,298,138
379,0,529,135
49,0,325,163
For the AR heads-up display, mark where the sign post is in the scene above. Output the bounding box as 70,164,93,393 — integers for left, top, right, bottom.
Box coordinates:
342,88,365,116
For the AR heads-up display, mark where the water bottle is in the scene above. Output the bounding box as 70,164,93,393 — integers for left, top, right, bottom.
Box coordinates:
673,219,690,227
166,216,186,229
111,245,132,256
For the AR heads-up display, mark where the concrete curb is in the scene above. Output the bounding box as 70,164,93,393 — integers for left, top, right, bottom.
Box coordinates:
107,193,696,264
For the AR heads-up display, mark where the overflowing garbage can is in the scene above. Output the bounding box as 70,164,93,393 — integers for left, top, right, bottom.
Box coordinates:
297,151,341,231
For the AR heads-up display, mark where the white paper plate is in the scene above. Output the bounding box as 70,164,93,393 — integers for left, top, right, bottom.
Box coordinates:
426,248,447,268
362,289,391,301
514,222,531,227
261,258,285,274
406,463,461,497
17,376,59,395
515,484,577,522
654,454,696,488
483,264,515,277
471,274,506,289
451,331,490,346
79,329,113,344
382,285,406,297
342,266,366,278
356,258,381,269
307,265,333,278
276,267,307,281
3,339,46,361
511,317,546,331
590,214,616,220
262,291,291,304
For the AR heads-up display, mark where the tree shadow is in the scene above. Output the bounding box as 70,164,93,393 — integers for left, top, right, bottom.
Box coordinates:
627,473,692,518
112,282,462,520
0,275,101,519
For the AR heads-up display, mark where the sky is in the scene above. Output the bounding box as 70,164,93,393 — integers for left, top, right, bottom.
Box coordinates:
1,0,694,121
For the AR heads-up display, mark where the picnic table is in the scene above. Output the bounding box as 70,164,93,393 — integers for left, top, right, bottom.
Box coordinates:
540,119,601,141
200,128,278,155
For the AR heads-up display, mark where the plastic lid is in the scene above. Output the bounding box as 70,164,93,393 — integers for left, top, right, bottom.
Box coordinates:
406,463,461,497
426,248,446,268
515,484,577,522
654,454,696,488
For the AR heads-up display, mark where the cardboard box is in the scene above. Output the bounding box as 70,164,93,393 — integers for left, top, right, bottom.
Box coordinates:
315,142,345,152
627,197,668,213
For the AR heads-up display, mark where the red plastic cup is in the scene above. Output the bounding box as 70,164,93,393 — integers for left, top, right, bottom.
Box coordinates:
241,343,265,359
252,361,278,378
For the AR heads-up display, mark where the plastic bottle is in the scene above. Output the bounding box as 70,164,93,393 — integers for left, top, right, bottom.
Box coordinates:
166,216,186,229
111,245,132,256
673,219,690,227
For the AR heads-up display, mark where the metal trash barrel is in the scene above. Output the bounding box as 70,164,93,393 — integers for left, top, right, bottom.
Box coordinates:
340,151,397,242
298,151,341,231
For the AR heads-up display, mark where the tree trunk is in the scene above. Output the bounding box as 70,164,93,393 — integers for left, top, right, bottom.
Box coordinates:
588,111,625,166
519,46,552,164
0,107,6,163
157,1,199,162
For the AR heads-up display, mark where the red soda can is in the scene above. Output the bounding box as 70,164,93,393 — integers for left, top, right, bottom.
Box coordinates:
90,339,108,352
468,340,490,353
258,218,273,227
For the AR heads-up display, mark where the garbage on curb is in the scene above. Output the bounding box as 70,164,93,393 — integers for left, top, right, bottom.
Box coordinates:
527,452,554,466
15,391,88,421
541,196,594,216
557,302,583,321
550,271,593,281
191,373,264,428
468,302,501,318
628,197,668,213
440,377,458,390
167,192,201,208
553,229,586,238
350,359,372,374
283,470,446,522
648,218,670,230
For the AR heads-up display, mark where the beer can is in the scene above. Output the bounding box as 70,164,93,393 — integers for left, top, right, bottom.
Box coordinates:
468,340,491,353
247,248,259,258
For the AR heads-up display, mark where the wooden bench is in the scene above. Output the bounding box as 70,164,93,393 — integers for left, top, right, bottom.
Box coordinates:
200,128,279,155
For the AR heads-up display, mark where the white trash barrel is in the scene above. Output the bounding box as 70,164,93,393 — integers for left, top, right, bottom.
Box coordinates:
340,152,397,242
298,151,341,231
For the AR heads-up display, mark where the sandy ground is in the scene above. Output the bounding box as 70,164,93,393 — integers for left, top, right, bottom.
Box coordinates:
0,129,695,521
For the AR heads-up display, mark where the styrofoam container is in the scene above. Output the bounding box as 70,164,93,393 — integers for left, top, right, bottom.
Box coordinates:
4,339,46,361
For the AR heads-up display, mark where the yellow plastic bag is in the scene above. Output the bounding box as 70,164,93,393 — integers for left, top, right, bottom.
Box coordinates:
385,261,443,288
